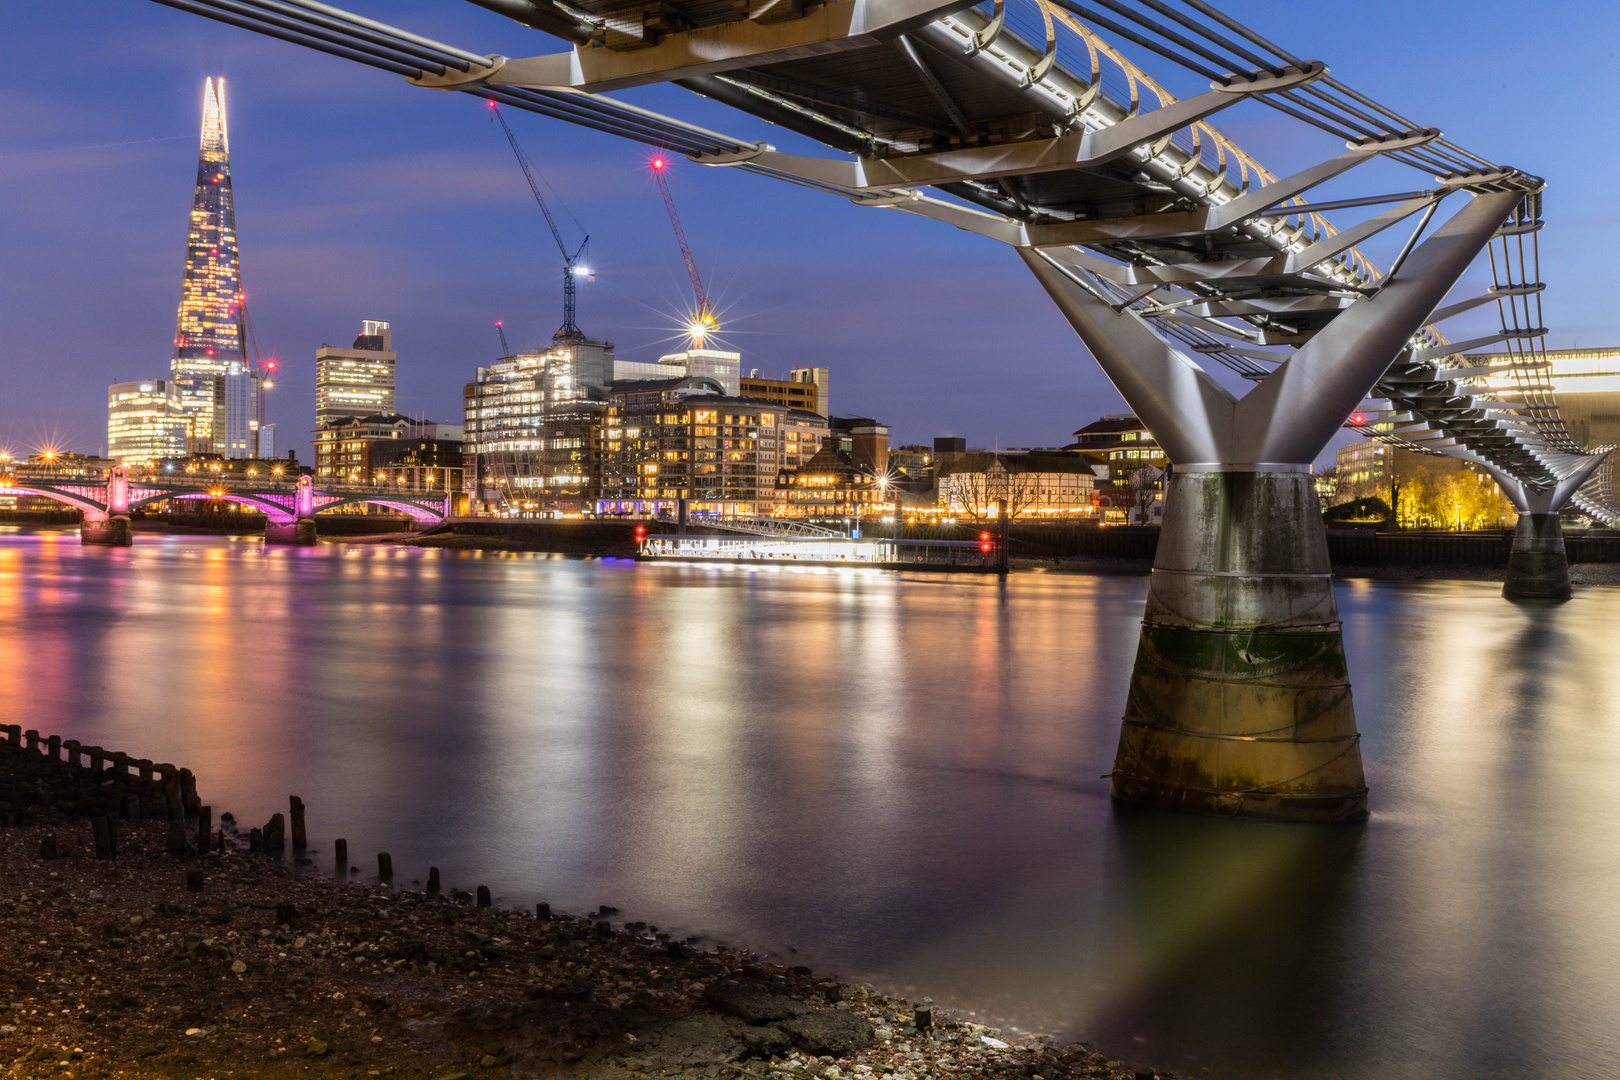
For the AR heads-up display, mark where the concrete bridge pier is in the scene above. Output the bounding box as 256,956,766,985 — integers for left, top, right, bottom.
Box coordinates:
1023,186,1520,822
265,517,317,545
81,464,134,546
1468,454,1609,600
80,513,132,547
265,476,319,545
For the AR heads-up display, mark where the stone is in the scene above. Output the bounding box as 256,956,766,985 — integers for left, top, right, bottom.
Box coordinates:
702,982,809,1024
738,1025,792,1058
776,1011,874,1057
230,960,247,974
306,1039,328,1057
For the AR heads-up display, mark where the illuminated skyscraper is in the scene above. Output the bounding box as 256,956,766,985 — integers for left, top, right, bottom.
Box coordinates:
108,381,188,461
170,77,248,452
315,320,397,424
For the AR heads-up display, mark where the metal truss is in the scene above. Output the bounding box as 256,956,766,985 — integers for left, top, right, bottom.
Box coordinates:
144,0,1618,522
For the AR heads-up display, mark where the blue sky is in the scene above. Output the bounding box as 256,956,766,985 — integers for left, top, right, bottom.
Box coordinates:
2,0,1618,465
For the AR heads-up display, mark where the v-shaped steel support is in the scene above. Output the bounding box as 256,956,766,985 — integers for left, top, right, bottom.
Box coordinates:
1022,188,1522,470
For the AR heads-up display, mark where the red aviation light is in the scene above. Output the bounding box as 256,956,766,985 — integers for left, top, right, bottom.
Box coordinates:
650,156,666,171
1351,413,1367,425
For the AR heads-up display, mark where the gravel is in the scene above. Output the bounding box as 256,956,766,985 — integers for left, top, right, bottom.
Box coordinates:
1,742,1173,1080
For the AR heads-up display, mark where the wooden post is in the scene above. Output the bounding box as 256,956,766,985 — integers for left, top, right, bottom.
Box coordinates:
334,838,348,875
289,796,306,849
427,867,440,895
196,806,212,856
92,818,109,860
24,729,38,752
262,813,285,850
87,746,104,772
249,827,263,852
47,735,61,761
377,853,393,881
64,740,81,768
105,815,119,859
476,886,491,908
536,902,551,921
167,819,188,854
138,759,154,783
180,768,199,813
4,725,18,746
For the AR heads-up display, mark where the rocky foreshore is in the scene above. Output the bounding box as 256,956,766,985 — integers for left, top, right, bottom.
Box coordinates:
0,736,1166,1080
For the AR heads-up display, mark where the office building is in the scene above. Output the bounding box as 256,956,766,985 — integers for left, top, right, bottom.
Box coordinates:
258,423,276,460
316,321,397,424
789,367,830,416
212,359,262,459
170,78,249,455
598,377,823,519
373,423,465,496
739,371,823,415
1478,346,1620,450
312,412,413,483
107,381,189,461
462,339,614,514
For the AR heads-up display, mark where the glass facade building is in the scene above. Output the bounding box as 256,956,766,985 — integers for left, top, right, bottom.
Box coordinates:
315,320,397,425
462,339,614,514
170,78,248,453
108,381,188,462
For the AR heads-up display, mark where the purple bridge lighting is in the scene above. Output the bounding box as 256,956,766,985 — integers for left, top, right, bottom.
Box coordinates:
0,465,451,546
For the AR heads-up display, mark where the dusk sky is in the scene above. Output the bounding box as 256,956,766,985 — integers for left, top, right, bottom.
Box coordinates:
4,0,1619,465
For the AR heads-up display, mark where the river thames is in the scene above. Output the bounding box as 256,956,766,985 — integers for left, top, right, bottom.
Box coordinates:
3,526,1618,1079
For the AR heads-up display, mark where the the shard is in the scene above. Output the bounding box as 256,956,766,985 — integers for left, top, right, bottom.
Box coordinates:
170,77,250,454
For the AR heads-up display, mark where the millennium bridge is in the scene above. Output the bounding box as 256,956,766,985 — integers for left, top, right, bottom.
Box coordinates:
139,0,1615,821
0,465,452,545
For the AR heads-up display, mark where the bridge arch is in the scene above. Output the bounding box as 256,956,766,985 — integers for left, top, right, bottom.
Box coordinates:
144,491,299,523
310,494,450,524
0,484,111,519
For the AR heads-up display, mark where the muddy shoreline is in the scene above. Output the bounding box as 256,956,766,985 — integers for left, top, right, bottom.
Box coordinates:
0,737,1165,1080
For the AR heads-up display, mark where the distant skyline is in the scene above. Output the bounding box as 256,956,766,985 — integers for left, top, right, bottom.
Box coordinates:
3,1,1619,466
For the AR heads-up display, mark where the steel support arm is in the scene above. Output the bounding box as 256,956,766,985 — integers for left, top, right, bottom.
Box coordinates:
1235,190,1524,465
412,0,975,93
1021,250,1235,464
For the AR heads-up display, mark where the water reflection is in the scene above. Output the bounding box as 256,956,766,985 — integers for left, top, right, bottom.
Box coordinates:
4,530,1620,1077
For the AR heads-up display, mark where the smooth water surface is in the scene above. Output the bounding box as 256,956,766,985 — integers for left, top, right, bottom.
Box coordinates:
4,526,1619,1079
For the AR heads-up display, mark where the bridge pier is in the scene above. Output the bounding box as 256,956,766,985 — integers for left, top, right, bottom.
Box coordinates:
1466,453,1607,601
265,518,317,545
1504,513,1571,600
80,514,132,547
1025,186,1520,822
1116,469,1364,821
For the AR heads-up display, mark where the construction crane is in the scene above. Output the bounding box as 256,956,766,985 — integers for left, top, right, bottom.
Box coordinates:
495,320,511,356
489,101,590,344
649,154,715,348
